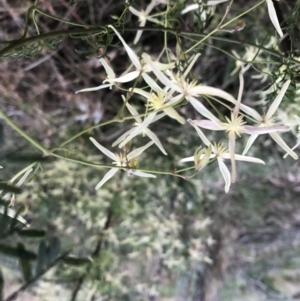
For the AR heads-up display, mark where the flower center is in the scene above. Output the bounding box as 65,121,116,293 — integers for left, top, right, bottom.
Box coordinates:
221,113,246,137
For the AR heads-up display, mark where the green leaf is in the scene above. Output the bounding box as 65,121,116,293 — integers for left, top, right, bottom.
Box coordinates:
0,182,22,194
0,243,37,260
36,240,47,275
48,237,60,263
62,256,92,266
18,229,46,238
18,244,32,282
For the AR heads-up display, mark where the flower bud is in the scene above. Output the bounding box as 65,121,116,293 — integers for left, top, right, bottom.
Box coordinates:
194,145,212,171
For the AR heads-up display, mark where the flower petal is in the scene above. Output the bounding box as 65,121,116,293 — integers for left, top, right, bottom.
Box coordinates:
127,141,154,160
266,0,283,37
100,58,115,79
144,128,167,155
242,125,290,134
90,137,118,161
142,73,165,94
190,119,223,131
163,107,185,124
130,170,156,178
180,156,194,162
265,80,290,120
188,96,220,123
95,168,119,190
112,128,136,147
217,158,231,193
119,112,157,148
76,84,112,94
108,25,142,69
270,132,298,159
105,71,139,83
222,153,265,164
242,134,259,155
188,120,211,146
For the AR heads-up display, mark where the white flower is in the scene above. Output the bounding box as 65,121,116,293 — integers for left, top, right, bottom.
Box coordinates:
129,0,161,44
90,137,156,189
142,52,237,123
105,25,174,93
180,124,265,193
240,80,298,159
266,0,283,38
112,95,167,155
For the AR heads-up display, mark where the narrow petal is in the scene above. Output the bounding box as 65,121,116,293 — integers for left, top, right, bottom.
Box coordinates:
105,71,139,83
108,25,142,69
266,0,283,37
239,104,262,121
222,153,265,164
217,158,231,193
99,58,115,79
265,80,290,120
125,100,142,123
270,132,298,159
183,53,201,78
180,156,194,162
242,134,259,155
188,85,237,105
284,139,300,158
181,3,199,14
134,30,144,45
130,170,156,178
188,121,211,146
76,84,112,94
131,88,152,99
163,107,185,124
128,6,141,17
127,141,154,160
112,128,136,147
142,73,165,94
191,119,223,131
119,112,157,148
188,96,220,123
142,53,180,92
144,128,167,155
95,168,119,190
90,137,118,161
242,125,290,134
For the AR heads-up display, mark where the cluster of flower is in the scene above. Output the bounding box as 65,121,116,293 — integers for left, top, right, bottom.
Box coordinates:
76,0,298,193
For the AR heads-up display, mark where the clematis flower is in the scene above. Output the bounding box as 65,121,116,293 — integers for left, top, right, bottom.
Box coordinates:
266,0,283,38
240,80,298,159
129,0,161,44
112,95,167,155
90,137,156,189
180,124,265,193
142,52,237,123
189,73,291,181
105,25,174,93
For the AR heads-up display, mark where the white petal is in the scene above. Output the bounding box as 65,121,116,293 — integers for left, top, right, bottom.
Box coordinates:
270,132,298,159
125,100,142,123
239,104,262,121
119,112,157,148
242,125,290,134
183,53,201,78
242,134,259,155
128,6,140,17
207,0,228,5
99,58,115,79
142,53,180,91
284,139,300,158
188,121,211,146
90,137,118,161
95,168,119,189
266,0,283,37
163,107,185,124
130,170,156,178
142,73,165,94
181,4,199,15
131,88,152,99
265,80,290,120
127,141,154,160
134,30,144,45
144,128,167,155
222,153,265,164
0,206,29,227
112,128,136,147
76,84,112,93
105,71,139,83
108,25,141,69
16,168,33,187
191,119,223,131
188,85,237,104
180,156,194,162
229,135,236,183
217,158,231,193
187,96,220,123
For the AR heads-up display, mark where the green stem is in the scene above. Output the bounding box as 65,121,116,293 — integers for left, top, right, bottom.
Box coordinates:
185,0,266,54
0,109,49,155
